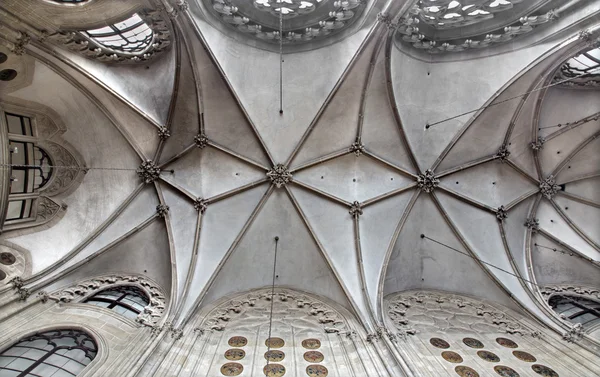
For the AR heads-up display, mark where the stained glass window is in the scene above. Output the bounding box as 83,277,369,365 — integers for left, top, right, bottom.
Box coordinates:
0,329,97,377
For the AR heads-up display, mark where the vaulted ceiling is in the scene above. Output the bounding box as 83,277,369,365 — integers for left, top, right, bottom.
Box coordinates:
0,0,599,334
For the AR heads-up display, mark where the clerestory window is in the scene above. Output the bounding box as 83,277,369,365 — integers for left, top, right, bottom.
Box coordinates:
549,295,600,328
83,14,154,54
0,329,97,377
84,286,149,320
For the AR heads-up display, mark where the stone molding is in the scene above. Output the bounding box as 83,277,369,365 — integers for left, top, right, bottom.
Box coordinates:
198,288,349,334
41,274,166,327
385,291,539,339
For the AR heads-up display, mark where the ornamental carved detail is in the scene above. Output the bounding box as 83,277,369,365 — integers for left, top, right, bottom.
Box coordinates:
156,204,170,218
349,201,362,218
137,160,161,184
416,169,439,193
495,205,508,222
385,291,538,337
530,136,545,151
194,133,208,149
201,288,349,334
157,126,171,140
36,196,62,221
267,164,292,188
49,10,171,63
349,139,365,156
194,198,208,213
540,285,600,301
39,141,85,196
495,144,510,162
539,175,560,199
524,217,539,232
45,275,166,327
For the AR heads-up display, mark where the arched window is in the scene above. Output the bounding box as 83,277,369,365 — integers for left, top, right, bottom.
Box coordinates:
554,46,600,88
84,286,149,320
0,329,97,376
83,14,154,54
549,295,600,328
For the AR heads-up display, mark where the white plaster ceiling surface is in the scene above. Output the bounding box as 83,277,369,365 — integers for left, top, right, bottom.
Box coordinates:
1,1,599,336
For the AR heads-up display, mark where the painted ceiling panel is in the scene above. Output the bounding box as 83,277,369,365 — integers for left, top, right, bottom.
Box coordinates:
435,191,553,323
439,161,538,209
289,31,379,168
531,233,600,287
183,23,271,167
179,183,270,321
537,200,599,262
383,193,516,310
359,190,416,314
161,184,199,305
361,43,414,173
191,14,370,163
289,185,371,324
294,153,414,203
200,189,350,313
160,146,266,200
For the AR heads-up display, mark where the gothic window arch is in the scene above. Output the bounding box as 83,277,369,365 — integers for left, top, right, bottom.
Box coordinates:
0,329,97,377
50,11,172,63
548,295,600,328
84,286,150,320
553,45,600,88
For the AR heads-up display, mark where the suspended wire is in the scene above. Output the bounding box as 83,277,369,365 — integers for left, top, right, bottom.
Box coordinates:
265,236,280,369
279,3,284,115
425,67,600,129
421,233,544,287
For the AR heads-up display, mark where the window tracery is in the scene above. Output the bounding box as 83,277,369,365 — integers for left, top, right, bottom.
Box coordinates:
396,0,559,54
553,46,600,89
49,11,171,63
0,329,97,377
541,285,600,332
84,286,150,320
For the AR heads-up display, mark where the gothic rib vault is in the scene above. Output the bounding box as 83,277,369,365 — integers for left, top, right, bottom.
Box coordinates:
0,0,599,367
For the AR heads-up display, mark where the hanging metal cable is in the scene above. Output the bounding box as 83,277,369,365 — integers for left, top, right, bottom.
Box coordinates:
279,2,284,115
425,67,600,129
0,163,138,171
265,236,280,369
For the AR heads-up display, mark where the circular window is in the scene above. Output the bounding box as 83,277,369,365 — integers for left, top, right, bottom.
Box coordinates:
532,364,559,377
462,337,484,348
0,52,7,64
513,350,536,362
0,69,17,81
477,350,500,362
264,350,285,362
302,338,321,349
228,336,247,347
0,269,6,281
304,351,324,363
430,337,450,349
224,349,245,361
496,337,518,348
307,365,328,377
455,365,480,377
494,366,520,377
264,337,285,348
221,362,243,376
263,363,286,377
442,351,463,363
0,252,16,265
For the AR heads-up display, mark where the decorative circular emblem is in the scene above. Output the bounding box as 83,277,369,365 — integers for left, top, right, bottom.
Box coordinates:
302,338,321,349
0,252,16,265
494,366,520,377
307,365,328,377
532,364,559,377
264,350,285,362
263,363,286,377
304,351,324,363
430,338,450,349
228,336,248,347
477,350,500,363
462,337,484,349
0,69,17,81
224,349,245,361
496,337,518,348
441,351,463,363
455,365,480,377
513,351,536,362
221,362,243,376
265,337,285,348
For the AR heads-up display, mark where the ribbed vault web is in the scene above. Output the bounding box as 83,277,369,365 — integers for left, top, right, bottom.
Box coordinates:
3,5,599,338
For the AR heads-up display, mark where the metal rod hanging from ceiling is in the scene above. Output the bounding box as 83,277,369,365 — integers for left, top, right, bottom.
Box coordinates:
265,236,280,370
279,3,284,115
